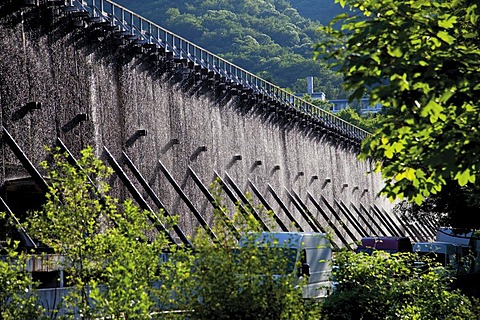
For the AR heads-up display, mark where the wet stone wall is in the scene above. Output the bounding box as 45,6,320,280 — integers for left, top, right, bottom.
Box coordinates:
0,4,402,247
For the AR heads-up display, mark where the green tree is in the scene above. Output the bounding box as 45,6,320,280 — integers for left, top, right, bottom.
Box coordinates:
22,147,321,319
173,187,322,319
322,250,479,319
393,178,480,231
112,0,341,96
316,0,480,204
26,147,173,319
11,147,480,319
166,9,204,39
0,237,46,320
336,107,383,133
291,0,347,25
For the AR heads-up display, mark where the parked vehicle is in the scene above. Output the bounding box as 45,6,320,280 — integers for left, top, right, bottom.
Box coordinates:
436,228,478,273
239,232,333,299
413,241,473,275
355,236,412,255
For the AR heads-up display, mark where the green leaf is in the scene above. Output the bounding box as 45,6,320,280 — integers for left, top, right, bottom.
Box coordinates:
411,0,431,9
436,31,455,44
421,99,443,119
438,16,457,28
337,0,346,8
387,45,403,57
454,168,474,186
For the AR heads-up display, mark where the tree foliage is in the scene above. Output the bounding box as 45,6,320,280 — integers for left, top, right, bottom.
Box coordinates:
171,184,321,319
21,147,319,319
289,0,347,25
111,0,348,98
317,0,480,204
0,237,46,320
2,147,479,318
322,250,479,319
393,178,480,231
26,146,173,319
336,107,384,133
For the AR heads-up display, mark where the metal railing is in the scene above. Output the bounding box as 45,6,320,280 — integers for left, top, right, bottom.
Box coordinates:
64,0,370,141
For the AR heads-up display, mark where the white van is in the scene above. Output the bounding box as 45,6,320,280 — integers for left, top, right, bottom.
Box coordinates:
239,232,333,299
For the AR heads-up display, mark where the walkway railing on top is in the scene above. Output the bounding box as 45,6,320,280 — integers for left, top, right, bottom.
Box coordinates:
63,0,370,142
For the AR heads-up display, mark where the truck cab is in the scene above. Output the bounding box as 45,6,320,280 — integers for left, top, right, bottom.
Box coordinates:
239,232,333,299
413,241,468,275
356,236,412,255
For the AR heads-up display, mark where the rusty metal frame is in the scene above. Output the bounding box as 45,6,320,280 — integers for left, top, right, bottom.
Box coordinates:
320,195,358,243
247,179,289,232
157,159,217,241
267,184,303,232
104,147,177,245
122,151,192,246
188,166,240,239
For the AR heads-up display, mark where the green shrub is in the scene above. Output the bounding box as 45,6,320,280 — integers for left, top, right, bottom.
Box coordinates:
322,250,478,320
0,239,46,320
170,188,322,319
26,146,173,319
10,146,480,320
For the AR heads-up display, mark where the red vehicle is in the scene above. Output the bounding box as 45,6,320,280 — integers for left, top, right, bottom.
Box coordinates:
356,236,413,254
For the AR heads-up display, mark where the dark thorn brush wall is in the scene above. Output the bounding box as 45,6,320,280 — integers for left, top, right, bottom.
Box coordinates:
0,5,400,245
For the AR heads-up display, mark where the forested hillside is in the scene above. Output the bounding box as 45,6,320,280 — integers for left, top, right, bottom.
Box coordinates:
113,0,347,99
290,0,345,25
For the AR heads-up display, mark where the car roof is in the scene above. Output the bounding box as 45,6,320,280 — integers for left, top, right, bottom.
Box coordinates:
359,236,411,249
